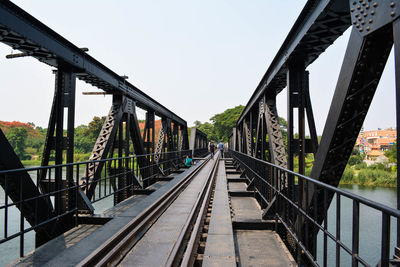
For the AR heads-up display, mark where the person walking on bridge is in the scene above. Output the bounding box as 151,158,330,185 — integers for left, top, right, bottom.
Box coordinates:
209,140,215,159
218,141,224,158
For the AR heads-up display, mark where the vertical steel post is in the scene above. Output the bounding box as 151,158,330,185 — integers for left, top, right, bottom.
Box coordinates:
298,70,306,175
53,66,76,214
304,71,319,153
287,58,306,173
125,114,130,197
287,67,295,172
250,110,254,156
144,110,155,187
393,18,400,254
54,70,64,216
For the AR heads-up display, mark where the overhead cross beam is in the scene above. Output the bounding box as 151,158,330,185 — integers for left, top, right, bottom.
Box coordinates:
0,0,186,126
238,0,351,125
0,0,191,247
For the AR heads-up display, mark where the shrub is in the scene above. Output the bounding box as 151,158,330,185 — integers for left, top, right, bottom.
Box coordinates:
348,155,363,166
374,170,396,186
341,166,354,183
357,169,396,187
368,163,391,172
354,162,367,170
357,169,368,184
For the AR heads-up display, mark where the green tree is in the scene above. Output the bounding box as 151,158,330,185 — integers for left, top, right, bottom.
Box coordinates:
197,122,217,141
194,120,202,127
192,106,288,144
6,127,29,159
279,116,288,150
348,154,363,166
211,105,244,142
385,143,397,163
74,116,106,154
75,125,93,153
83,116,106,140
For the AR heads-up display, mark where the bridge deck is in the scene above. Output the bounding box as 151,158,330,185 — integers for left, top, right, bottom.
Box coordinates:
225,159,296,267
9,158,295,266
202,160,236,266
9,162,204,267
119,159,215,266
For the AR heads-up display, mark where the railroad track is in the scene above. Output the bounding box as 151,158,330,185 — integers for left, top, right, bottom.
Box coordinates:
77,156,219,267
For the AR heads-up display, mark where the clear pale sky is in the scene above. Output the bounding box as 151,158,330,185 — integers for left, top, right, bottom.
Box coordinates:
0,0,396,135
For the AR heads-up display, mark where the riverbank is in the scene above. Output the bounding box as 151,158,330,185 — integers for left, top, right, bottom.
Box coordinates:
340,166,397,187
21,153,91,167
298,157,397,188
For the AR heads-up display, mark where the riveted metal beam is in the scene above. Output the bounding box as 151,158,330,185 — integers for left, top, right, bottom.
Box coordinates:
0,0,186,126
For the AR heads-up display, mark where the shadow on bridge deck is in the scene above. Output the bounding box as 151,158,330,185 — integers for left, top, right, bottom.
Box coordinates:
8,161,204,267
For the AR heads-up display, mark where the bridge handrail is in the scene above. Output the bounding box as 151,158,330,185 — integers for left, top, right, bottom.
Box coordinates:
0,149,191,175
229,149,399,266
0,148,209,261
230,149,400,218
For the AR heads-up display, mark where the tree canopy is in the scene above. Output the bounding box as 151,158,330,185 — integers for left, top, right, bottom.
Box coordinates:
194,105,244,142
385,143,397,163
194,105,289,144
5,127,29,159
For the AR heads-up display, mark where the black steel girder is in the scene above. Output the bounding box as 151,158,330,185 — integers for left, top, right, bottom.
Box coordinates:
238,0,351,124
0,0,186,127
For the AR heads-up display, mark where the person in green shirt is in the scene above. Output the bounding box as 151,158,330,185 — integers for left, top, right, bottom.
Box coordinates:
185,155,193,167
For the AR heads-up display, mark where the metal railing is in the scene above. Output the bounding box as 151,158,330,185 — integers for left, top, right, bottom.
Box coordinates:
0,149,198,260
193,148,209,158
229,149,400,267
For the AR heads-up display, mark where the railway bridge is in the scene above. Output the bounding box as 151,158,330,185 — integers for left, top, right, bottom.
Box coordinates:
0,0,400,266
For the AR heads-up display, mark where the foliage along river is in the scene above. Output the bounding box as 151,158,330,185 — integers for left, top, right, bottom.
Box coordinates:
0,174,397,266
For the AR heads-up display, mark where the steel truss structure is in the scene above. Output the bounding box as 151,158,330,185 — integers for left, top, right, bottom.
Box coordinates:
230,0,400,263
0,0,209,247
189,127,208,157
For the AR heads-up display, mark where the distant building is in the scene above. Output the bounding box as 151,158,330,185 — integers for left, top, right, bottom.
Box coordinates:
355,128,396,160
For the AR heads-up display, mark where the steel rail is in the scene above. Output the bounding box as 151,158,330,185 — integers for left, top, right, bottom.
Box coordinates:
0,0,186,125
76,157,210,267
166,156,219,266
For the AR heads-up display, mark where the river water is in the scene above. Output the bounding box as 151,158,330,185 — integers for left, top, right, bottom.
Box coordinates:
316,184,398,266
0,181,397,266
